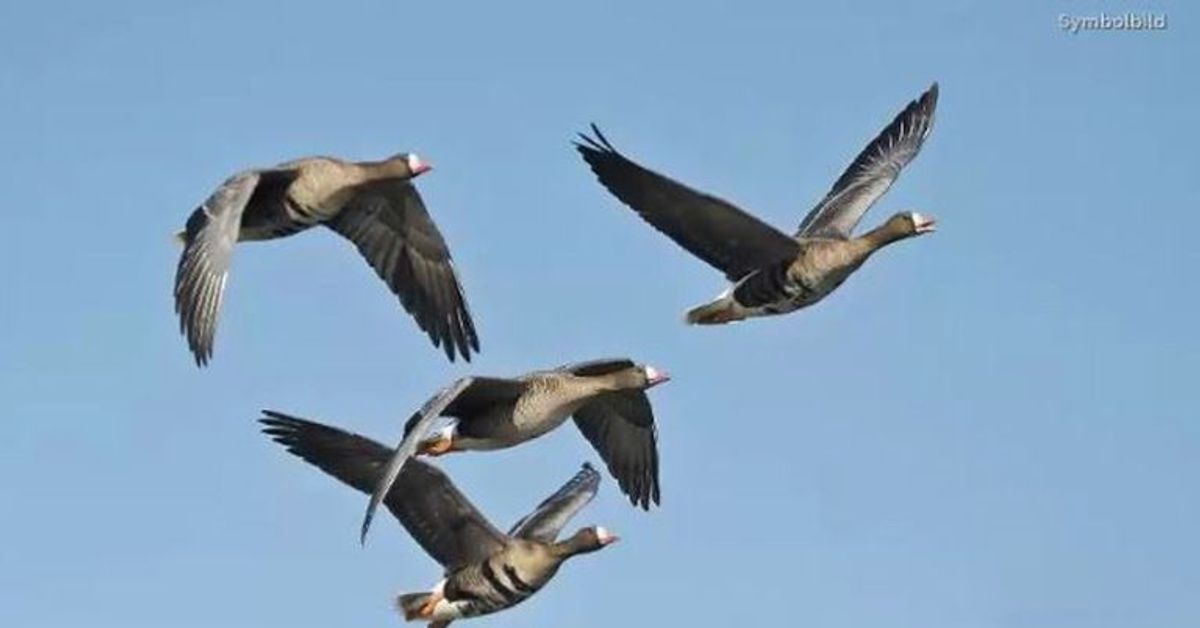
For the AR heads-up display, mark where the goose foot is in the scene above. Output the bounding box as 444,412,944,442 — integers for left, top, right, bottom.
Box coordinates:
418,435,454,457
417,591,444,618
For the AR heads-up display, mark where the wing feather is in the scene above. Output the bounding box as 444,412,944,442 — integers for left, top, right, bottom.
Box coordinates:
796,83,939,238
173,172,259,366
327,180,479,362
576,125,798,281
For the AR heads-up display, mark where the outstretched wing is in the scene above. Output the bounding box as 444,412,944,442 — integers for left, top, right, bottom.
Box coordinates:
260,410,392,496
261,412,506,571
796,83,939,239
361,377,476,544
173,172,259,366
573,390,661,510
382,458,507,572
507,463,602,543
576,125,799,282
327,179,479,362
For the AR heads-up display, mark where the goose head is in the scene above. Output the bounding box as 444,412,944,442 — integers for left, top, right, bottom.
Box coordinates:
614,364,670,390
865,211,937,247
639,365,671,388
558,526,620,557
383,152,433,178
892,211,937,236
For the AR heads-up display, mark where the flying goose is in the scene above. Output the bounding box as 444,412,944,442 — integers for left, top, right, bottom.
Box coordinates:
173,153,478,366
260,414,615,628
334,358,669,542
576,82,939,324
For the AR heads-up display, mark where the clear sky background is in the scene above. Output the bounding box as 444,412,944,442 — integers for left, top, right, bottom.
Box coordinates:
2,1,1197,627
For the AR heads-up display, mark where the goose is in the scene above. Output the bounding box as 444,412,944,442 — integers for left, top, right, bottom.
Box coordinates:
576,82,939,324
260,414,615,628
326,358,669,542
173,153,478,366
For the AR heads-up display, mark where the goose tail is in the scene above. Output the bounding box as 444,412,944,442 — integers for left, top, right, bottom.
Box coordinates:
684,295,744,325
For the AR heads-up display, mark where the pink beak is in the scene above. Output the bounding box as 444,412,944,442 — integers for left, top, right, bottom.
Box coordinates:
407,154,432,176
645,366,671,388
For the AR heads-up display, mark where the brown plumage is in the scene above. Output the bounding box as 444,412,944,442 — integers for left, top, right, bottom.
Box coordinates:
173,153,478,366
576,83,939,324
346,358,670,542
259,414,614,628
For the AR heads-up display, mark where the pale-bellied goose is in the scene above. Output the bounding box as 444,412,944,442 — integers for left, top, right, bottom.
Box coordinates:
260,414,615,628
173,153,478,366
576,83,939,324
339,358,669,542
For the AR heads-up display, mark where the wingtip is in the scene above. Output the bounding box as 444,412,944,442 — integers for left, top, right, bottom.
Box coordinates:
574,122,618,154
923,82,940,109
259,409,289,425
359,512,374,546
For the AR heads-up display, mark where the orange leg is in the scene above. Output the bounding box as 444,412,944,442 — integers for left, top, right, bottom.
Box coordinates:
417,435,455,457
417,591,444,618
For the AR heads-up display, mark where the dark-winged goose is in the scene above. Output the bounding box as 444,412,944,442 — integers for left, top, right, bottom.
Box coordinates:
576,83,939,324
283,358,668,542
173,153,478,365
261,414,614,628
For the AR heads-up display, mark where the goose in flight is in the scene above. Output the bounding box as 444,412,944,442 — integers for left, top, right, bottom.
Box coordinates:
174,153,478,365
261,414,615,628
326,358,669,542
576,83,939,324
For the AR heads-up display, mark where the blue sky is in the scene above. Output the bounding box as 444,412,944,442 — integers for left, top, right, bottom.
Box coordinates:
2,1,1197,626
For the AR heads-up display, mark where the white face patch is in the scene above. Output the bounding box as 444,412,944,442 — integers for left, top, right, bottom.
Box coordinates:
407,153,428,173
595,526,616,545
909,212,936,233
642,365,669,387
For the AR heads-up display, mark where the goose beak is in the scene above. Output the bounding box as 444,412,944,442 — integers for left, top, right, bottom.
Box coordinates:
644,366,671,388
596,527,620,546
407,154,432,176
914,213,937,234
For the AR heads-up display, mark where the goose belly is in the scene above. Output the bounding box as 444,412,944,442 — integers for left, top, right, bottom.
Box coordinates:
511,395,587,439
429,598,474,622
735,260,858,318
732,277,825,318
443,560,546,619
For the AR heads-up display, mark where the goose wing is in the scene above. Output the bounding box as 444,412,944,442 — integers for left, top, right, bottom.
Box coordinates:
576,126,798,281
796,83,938,239
507,463,602,543
173,172,259,366
327,179,479,362
560,358,635,376
384,458,507,571
573,390,661,510
261,412,506,570
361,376,526,543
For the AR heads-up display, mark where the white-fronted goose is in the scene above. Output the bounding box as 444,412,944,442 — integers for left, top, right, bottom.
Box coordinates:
173,153,478,365
260,414,615,628
576,83,939,324
348,358,669,542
